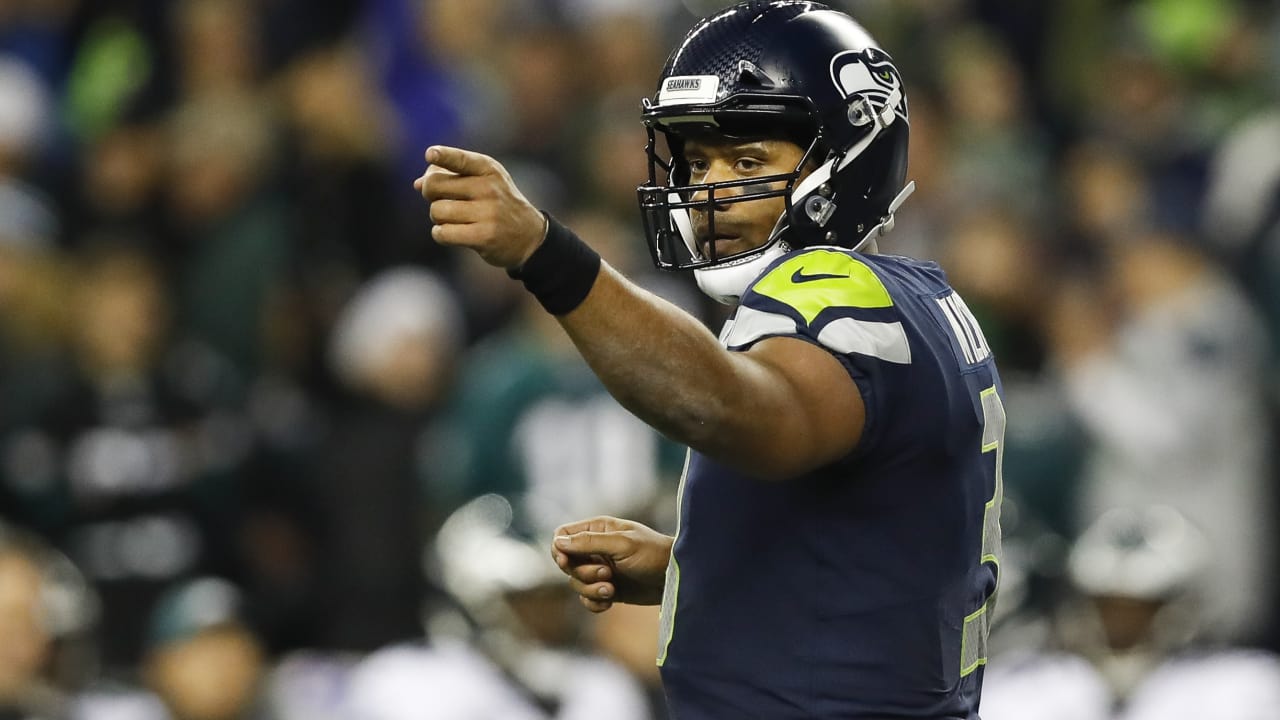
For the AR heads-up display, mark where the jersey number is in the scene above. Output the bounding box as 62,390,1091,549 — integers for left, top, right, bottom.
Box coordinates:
961,386,1005,677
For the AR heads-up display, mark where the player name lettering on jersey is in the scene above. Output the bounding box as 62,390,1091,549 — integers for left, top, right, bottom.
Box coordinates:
936,292,991,365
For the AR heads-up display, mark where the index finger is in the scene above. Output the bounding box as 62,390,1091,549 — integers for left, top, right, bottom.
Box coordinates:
426,145,496,177
553,530,632,560
553,516,625,537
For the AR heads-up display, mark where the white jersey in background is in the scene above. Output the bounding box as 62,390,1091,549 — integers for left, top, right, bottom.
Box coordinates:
981,649,1280,720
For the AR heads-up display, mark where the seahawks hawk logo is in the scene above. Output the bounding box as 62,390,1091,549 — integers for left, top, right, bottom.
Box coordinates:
829,48,908,123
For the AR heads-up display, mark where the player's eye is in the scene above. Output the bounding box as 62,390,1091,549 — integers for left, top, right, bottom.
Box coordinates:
687,158,709,176
735,157,764,174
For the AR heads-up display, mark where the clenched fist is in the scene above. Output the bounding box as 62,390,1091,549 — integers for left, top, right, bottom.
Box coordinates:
551,516,674,613
413,145,547,269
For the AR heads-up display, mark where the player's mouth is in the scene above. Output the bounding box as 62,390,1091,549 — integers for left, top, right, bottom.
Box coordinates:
696,219,755,259
701,233,745,259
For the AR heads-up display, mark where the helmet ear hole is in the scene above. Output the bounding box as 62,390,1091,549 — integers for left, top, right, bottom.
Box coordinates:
847,96,873,127
803,195,836,226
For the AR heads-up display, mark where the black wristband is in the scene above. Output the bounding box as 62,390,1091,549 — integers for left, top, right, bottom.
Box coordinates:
507,212,601,315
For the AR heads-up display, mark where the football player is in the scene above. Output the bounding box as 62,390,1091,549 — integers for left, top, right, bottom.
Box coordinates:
415,2,1004,717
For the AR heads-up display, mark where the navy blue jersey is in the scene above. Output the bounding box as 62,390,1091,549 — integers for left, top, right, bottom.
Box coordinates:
657,248,1004,719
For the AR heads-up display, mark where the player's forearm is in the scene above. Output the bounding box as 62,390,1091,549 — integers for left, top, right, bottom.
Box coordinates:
556,263,748,453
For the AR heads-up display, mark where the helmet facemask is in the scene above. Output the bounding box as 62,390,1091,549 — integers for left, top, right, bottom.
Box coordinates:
638,101,823,273
638,80,913,274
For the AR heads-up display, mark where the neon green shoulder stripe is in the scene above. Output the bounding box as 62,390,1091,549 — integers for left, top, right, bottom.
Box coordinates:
751,249,893,325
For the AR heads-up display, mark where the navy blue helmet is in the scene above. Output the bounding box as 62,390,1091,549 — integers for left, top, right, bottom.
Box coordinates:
638,1,912,275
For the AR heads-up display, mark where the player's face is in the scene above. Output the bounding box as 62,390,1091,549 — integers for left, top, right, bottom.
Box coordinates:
683,137,808,260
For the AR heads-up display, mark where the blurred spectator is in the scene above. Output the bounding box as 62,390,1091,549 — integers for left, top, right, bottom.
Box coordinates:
420,493,654,719
237,267,464,654
141,577,271,720
0,522,99,720
489,22,583,212
982,506,1280,720
310,267,461,650
938,28,1051,219
277,44,417,278
1061,140,1154,248
327,267,460,412
363,0,508,180
163,94,290,378
1,247,248,669
268,43,434,394
170,0,261,102
1046,230,1275,643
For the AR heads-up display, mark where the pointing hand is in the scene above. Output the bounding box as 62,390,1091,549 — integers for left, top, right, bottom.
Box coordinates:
414,145,547,269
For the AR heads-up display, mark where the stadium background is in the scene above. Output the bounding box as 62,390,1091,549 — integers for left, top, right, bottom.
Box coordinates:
0,0,1278,717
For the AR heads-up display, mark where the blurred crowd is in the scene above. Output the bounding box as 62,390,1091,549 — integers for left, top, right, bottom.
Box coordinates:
1,0,1279,718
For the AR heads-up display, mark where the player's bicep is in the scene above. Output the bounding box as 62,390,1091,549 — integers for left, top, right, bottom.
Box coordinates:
726,335,864,480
